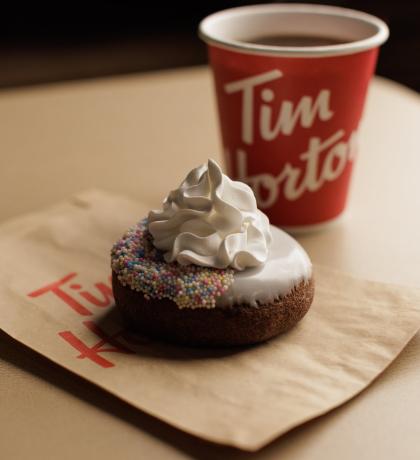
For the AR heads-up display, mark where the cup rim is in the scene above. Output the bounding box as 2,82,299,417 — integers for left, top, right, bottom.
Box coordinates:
198,3,389,58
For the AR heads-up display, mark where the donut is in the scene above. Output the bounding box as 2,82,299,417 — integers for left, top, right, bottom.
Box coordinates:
111,221,313,347
111,159,314,347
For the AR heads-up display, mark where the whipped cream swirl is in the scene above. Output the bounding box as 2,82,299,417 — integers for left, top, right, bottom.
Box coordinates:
148,159,272,270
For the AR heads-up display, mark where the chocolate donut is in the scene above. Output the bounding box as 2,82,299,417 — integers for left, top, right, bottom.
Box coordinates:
111,222,314,347
111,160,314,347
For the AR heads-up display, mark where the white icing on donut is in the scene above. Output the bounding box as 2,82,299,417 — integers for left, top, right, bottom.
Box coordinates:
216,225,312,307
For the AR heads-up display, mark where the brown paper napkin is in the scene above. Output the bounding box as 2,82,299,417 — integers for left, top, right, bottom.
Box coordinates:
0,189,419,451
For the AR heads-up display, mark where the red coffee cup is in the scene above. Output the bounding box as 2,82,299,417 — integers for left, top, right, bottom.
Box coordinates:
199,4,389,231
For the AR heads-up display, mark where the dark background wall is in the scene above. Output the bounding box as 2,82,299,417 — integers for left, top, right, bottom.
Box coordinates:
1,1,419,91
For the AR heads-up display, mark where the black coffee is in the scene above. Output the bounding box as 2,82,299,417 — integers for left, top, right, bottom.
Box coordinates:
245,34,348,47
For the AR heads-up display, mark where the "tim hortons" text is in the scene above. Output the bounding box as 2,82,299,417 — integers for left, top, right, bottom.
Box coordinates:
224,69,357,205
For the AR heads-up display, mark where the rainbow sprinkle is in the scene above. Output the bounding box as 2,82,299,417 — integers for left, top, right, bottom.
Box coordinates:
111,219,234,309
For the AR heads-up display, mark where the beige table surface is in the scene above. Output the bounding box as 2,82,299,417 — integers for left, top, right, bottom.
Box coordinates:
0,67,419,459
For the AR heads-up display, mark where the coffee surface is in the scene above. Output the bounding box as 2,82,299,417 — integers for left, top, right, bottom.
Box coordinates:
245,34,348,47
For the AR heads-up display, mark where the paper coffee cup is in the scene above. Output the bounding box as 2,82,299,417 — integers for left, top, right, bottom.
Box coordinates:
199,4,389,231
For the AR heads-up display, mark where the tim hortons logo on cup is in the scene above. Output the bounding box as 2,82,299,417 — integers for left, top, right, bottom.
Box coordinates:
223,69,357,208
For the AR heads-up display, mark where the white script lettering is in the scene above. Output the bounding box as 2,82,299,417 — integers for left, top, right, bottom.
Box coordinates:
236,130,358,206
224,70,333,145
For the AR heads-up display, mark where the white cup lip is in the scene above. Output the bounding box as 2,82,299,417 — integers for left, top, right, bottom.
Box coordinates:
199,3,389,58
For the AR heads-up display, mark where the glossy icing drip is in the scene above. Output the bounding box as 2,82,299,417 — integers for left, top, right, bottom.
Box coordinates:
217,225,312,307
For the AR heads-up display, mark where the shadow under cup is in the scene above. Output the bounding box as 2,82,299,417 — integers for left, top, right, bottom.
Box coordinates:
199,4,389,231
